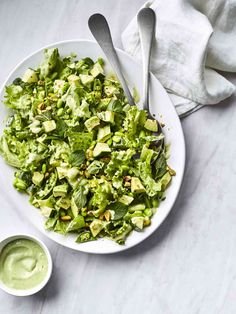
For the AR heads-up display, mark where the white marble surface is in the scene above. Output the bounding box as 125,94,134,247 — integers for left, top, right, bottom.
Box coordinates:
0,1,236,313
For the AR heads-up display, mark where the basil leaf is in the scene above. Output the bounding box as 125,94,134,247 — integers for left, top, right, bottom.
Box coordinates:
73,186,87,208
56,119,67,138
69,150,85,167
154,152,167,179
109,202,128,220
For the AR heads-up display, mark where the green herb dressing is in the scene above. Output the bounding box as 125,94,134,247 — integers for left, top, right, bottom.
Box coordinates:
0,239,48,290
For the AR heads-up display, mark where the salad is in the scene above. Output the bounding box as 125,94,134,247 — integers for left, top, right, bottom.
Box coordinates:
0,48,175,245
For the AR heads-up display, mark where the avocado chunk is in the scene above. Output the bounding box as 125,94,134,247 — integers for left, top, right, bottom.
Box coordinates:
67,167,80,180
56,166,69,180
32,172,44,186
84,116,100,132
68,74,80,85
53,184,68,197
41,206,53,218
97,111,114,124
93,143,111,157
97,125,112,142
129,204,145,212
131,177,146,193
22,69,38,83
90,62,104,77
79,74,94,85
43,120,56,133
144,119,158,132
56,197,71,210
90,219,105,237
131,216,145,230
119,195,134,205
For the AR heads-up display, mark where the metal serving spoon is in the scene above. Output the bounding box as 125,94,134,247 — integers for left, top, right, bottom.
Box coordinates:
137,8,156,118
137,8,164,148
88,14,135,106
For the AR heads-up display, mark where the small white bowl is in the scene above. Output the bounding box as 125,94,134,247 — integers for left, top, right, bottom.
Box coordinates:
0,234,52,296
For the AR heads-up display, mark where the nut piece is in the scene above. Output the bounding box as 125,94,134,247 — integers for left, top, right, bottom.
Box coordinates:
167,165,176,176
104,210,111,222
99,213,104,220
38,80,44,86
144,217,151,226
38,103,46,110
61,215,72,221
124,176,131,182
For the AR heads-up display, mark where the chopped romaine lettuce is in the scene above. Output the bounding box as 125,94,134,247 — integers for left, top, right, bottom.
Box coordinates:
0,48,174,245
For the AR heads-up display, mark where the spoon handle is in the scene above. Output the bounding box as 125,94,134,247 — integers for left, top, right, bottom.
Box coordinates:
137,8,156,112
88,14,135,106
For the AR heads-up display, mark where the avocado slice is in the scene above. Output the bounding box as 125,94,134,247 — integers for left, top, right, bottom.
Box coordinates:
97,125,112,142
93,143,111,158
119,195,134,205
67,167,80,180
43,120,56,133
22,69,38,83
131,216,145,230
68,74,80,85
41,206,53,218
90,62,104,77
129,204,146,212
90,219,105,237
131,177,146,193
32,172,44,186
56,166,69,180
144,119,158,132
97,111,115,124
79,74,94,85
56,197,71,210
53,184,68,197
84,116,100,132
